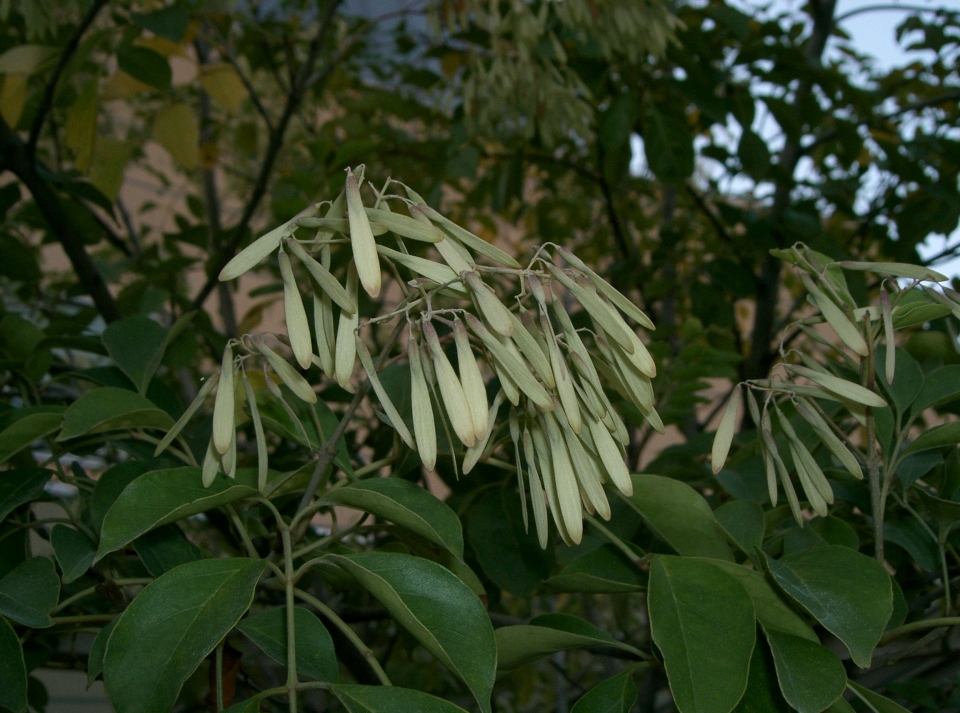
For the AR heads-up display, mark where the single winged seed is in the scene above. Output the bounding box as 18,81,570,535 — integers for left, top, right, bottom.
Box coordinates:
417,203,521,268
278,248,314,369
463,390,506,474
335,264,360,392
155,375,216,456
218,204,318,281
837,260,947,283
494,361,521,406
527,274,547,304
759,437,778,507
222,426,237,480
800,272,869,357
345,168,381,298
508,408,529,530
201,438,220,488
434,236,475,275
287,239,357,314
881,288,895,385
454,319,489,440
212,344,235,454
510,311,555,388
745,387,762,428
787,364,887,408
422,321,476,447
794,398,863,480
541,312,581,433
559,414,610,520
463,271,514,336
711,385,741,474
559,247,655,329
241,370,268,492
775,402,833,509
531,420,574,546
265,374,312,445
364,206,443,243
789,443,829,517
254,339,317,404
543,412,584,544
356,336,415,450
375,245,465,292
522,427,550,549
545,263,634,354
312,291,335,377
409,333,437,471
587,414,632,496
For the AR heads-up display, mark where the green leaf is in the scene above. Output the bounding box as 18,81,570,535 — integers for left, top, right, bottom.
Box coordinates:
130,4,189,42
702,559,817,641
87,618,117,687
58,387,174,441
0,615,27,712
257,390,354,476
732,642,790,713
619,474,734,561
0,468,51,522
0,557,59,628
642,104,694,182
915,489,960,541
324,478,463,559
847,681,910,713
90,461,149,533
326,552,495,713
50,525,96,584
765,631,845,713
901,421,960,456
496,613,643,671
116,45,171,91
648,556,755,713
738,129,772,181
132,524,201,577
467,487,551,596
237,606,337,682
884,518,939,571
912,365,960,413
96,467,257,560
570,668,639,713
825,699,856,713
0,410,63,465
103,558,265,713
875,346,922,416
328,684,470,712
544,544,645,594
714,500,765,557
767,546,891,667
101,317,168,395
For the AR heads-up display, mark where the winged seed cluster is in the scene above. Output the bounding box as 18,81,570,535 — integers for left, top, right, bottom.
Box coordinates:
711,243,948,524
153,167,661,546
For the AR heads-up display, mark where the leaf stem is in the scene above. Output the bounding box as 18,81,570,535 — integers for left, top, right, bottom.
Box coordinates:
878,617,960,645
52,578,153,614
584,513,646,567
282,525,298,713
215,640,225,712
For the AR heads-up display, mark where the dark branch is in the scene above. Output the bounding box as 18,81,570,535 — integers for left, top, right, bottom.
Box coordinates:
28,0,109,156
0,117,121,322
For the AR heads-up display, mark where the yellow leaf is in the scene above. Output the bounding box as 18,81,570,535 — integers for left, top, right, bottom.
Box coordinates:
134,36,187,57
65,82,98,172
88,137,132,200
199,63,247,113
102,71,153,100
154,103,199,170
0,73,27,128
0,45,56,74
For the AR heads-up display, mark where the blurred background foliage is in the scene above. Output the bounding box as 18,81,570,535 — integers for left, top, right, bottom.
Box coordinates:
1,0,960,711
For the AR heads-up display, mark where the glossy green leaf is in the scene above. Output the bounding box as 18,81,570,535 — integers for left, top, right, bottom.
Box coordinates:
766,631,845,713
912,365,960,413
544,544,645,594
620,474,734,561
324,478,463,559
467,487,551,596
101,317,168,395
133,524,201,577
648,556,755,713
237,606,337,682
0,615,27,712
58,387,174,441
0,557,59,628
825,698,856,713
915,489,960,540
884,519,938,571
96,467,257,560
328,684,470,712
87,618,117,687
714,500,765,557
116,45,171,91
0,410,63,465
847,681,910,713
703,559,817,641
90,461,149,533
326,552,495,713
50,525,96,583
496,613,642,671
767,546,891,667
103,558,265,713
570,667,639,713
902,421,960,457
0,468,51,522
732,641,790,713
